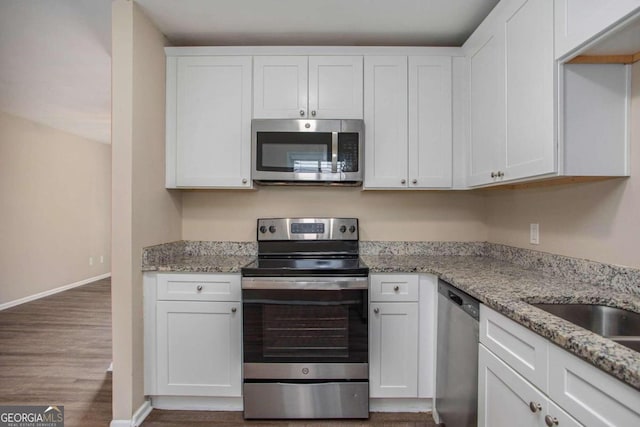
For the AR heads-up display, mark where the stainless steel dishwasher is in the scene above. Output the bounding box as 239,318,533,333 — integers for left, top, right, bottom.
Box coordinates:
435,279,480,427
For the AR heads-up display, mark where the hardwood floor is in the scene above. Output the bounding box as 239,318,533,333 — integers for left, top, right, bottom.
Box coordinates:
0,278,113,427
0,278,438,427
142,410,438,427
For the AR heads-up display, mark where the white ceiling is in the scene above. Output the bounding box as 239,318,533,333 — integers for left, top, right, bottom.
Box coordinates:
136,0,500,46
0,0,500,145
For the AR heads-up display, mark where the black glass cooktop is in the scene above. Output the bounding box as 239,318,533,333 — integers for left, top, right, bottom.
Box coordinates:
241,257,369,277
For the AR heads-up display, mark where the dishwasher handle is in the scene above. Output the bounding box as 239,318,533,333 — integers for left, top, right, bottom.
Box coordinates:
448,291,463,306
439,279,480,321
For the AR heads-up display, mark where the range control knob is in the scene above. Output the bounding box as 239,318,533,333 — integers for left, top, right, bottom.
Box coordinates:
269,225,277,233
259,226,267,234
339,225,347,233
349,225,356,233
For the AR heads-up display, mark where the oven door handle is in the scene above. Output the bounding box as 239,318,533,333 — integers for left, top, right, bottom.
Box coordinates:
241,277,368,290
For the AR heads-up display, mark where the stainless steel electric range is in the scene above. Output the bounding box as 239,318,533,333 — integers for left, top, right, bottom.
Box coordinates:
241,218,369,419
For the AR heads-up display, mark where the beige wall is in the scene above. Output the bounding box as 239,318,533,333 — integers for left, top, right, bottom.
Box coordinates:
0,111,111,306
111,0,182,422
182,188,488,242
485,61,640,269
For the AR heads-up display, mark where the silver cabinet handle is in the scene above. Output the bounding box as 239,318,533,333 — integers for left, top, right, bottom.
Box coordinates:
373,307,380,314
529,402,542,413
231,307,237,313
544,415,559,426
242,178,247,184
311,110,316,116
393,285,400,291
491,172,497,178
497,171,504,178
401,179,406,184
412,179,417,185
299,110,305,116
196,285,203,292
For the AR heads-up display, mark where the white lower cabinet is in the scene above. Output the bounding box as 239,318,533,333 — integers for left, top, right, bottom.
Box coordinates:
156,300,241,396
369,301,419,397
479,344,581,427
145,273,242,399
369,274,436,402
480,305,640,427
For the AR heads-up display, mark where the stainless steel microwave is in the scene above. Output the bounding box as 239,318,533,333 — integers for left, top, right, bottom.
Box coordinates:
252,119,364,185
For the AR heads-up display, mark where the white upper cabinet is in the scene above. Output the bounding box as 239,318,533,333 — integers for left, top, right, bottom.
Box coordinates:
166,55,252,189
363,56,409,188
466,0,555,187
253,55,363,119
408,56,453,188
555,0,640,59
253,56,308,119
364,55,453,189
504,0,555,181
308,56,363,119
466,30,506,187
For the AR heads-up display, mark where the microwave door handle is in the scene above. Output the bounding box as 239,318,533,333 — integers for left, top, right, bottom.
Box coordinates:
331,132,338,173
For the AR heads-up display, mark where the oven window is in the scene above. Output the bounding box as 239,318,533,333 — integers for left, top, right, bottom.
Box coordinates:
263,304,348,358
243,289,368,364
256,132,332,172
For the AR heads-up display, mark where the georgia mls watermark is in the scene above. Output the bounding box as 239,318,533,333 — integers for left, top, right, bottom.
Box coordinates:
0,406,64,427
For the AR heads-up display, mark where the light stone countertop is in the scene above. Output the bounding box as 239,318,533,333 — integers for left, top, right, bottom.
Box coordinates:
363,254,640,391
141,241,640,390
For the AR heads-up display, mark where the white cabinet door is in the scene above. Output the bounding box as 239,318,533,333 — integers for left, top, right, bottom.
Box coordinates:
480,305,549,392
156,301,242,396
555,0,640,59
369,302,418,397
479,344,547,427
168,56,252,188
548,343,640,426
408,56,452,188
504,0,555,182
253,56,308,118
467,31,505,187
308,56,363,119
363,56,408,189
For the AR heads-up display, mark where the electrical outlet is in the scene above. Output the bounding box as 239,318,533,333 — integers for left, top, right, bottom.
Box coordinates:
100,256,104,264
530,223,540,245
89,257,94,266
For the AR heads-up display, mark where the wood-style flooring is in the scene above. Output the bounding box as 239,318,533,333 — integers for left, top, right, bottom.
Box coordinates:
0,278,438,427
142,410,438,427
0,278,113,427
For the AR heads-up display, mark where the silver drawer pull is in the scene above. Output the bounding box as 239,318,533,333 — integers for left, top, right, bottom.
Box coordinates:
544,415,559,426
196,285,203,292
393,285,400,292
373,307,380,314
529,401,542,413
231,307,237,313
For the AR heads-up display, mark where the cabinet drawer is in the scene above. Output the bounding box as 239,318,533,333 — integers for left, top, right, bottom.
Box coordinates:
370,274,419,302
548,344,640,426
157,274,241,301
480,305,549,392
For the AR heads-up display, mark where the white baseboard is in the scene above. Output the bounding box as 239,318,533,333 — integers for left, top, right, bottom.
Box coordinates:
370,397,433,413
0,273,111,311
110,400,152,427
150,396,243,411
132,400,153,427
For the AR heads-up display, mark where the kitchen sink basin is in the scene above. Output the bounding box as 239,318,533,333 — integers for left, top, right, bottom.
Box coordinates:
532,303,640,352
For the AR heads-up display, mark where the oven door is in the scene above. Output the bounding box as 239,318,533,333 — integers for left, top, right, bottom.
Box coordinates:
242,277,368,380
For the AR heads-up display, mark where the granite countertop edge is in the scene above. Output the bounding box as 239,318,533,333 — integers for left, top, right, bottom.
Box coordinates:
363,254,640,391
142,251,640,390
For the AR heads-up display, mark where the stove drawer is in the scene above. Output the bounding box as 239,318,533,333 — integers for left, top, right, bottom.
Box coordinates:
370,274,419,302
157,273,241,301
